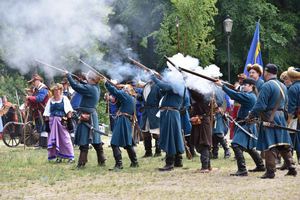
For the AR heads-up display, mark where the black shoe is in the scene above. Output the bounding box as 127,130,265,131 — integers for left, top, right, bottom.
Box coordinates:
129,162,139,168
248,166,266,172
153,152,162,157
174,163,183,167
56,157,62,163
211,155,218,159
109,164,123,171
259,171,275,179
158,164,174,171
141,152,153,158
230,170,248,176
285,169,297,177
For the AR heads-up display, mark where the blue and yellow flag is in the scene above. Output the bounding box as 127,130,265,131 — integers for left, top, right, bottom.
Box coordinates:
243,20,263,78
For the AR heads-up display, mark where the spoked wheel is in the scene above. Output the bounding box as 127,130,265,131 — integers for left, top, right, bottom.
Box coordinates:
2,122,22,147
22,121,39,147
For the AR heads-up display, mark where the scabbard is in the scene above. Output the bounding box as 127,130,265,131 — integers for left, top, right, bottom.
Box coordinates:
82,122,112,137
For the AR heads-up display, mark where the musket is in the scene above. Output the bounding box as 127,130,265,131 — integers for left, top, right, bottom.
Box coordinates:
176,16,180,53
35,59,86,84
181,129,192,160
128,57,167,82
78,59,119,89
256,120,300,133
163,56,238,92
82,121,112,137
225,114,258,140
16,87,27,96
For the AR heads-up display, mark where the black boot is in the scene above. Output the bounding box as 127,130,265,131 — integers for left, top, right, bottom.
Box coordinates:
159,155,175,171
195,149,211,173
96,150,106,166
221,137,231,158
260,151,276,179
126,146,139,167
72,151,88,170
247,149,266,172
142,136,152,158
230,147,248,176
109,145,123,171
211,145,219,159
174,153,183,167
280,150,297,177
153,139,162,157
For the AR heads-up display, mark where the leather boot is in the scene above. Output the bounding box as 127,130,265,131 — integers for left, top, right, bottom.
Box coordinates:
297,151,300,165
195,149,211,173
142,136,152,158
221,137,231,158
109,145,123,171
72,151,88,170
96,150,106,166
126,146,139,167
174,153,183,167
211,145,219,159
230,147,248,176
153,139,162,157
260,151,276,179
276,162,287,170
280,150,297,177
247,149,266,172
159,155,175,171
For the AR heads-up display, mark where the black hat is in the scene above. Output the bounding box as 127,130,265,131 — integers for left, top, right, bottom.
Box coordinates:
242,77,256,85
265,63,278,74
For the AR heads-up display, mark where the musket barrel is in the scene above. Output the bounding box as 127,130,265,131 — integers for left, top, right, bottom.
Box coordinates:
35,59,64,72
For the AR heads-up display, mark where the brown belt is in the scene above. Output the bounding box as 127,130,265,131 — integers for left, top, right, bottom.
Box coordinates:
118,112,133,120
144,105,158,109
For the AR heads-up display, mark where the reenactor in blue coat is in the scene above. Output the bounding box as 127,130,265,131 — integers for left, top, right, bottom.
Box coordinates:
245,64,297,179
103,78,139,171
246,63,264,92
211,84,231,159
64,70,106,169
215,77,265,176
286,67,300,165
137,80,163,157
149,72,185,171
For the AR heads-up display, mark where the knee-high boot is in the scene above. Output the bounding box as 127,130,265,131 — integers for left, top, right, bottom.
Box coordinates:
221,137,231,158
159,155,175,171
195,149,211,173
297,151,300,165
93,143,106,167
247,149,265,172
126,146,139,167
260,150,276,179
280,150,297,177
174,153,183,167
72,151,88,170
109,145,123,171
230,147,248,176
142,136,152,158
154,139,162,157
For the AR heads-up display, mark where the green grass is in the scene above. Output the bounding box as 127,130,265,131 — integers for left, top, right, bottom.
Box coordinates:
0,138,300,199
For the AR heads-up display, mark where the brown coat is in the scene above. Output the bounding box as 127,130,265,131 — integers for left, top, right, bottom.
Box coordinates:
188,89,212,146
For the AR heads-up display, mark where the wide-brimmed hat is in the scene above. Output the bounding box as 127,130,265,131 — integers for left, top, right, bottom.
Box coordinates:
246,63,263,76
287,67,300,82
237,73,247,79
28,74,43,83
60,77,68,84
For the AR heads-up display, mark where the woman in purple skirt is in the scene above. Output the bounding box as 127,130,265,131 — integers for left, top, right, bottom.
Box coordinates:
44,83,75,163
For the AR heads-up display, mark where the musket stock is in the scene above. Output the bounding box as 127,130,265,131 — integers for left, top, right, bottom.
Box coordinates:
128,57,166,82
78,59,119,89
163,56,238,91
35,59,86,84
16,87,27,96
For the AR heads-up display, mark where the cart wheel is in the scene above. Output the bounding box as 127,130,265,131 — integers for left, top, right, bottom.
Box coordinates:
22,121,38,147
2,122,21,147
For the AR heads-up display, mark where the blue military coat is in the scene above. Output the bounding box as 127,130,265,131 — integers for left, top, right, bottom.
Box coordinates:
222,85,258,149
255,78,264,92
212,86,226,135
137,83,162,130
287,81,300,151
105,81,136,147
67,73,102,146
150,73,185,156
250,77,292,150
180,88,192,137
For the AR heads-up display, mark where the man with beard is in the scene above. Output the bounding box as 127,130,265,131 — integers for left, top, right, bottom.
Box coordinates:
246,63,264,92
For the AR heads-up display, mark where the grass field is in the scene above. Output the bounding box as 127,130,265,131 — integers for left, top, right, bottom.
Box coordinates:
0,136,299,200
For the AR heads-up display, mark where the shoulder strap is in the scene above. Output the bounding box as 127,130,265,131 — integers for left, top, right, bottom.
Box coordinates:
268,80,284,122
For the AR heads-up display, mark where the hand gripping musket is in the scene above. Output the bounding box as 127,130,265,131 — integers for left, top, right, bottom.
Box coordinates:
128,57,167,82
225,114,258,140
249,118,300,133
34,59,86,84
78,59,119,89
163,56,238,92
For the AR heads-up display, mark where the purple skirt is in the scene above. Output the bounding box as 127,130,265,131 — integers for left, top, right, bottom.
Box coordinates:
47,116,74,160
